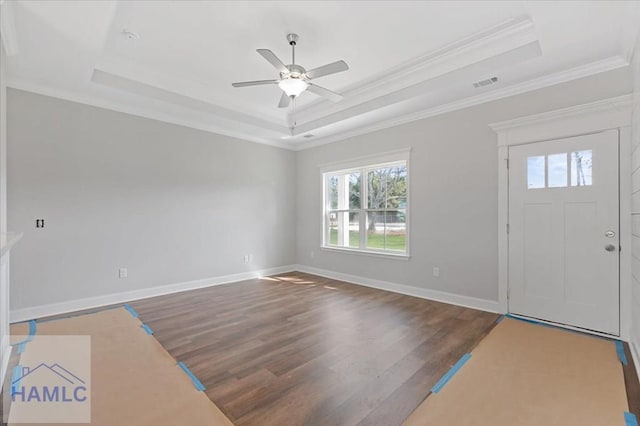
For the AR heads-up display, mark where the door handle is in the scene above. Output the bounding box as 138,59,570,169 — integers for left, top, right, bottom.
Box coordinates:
605,244,617,252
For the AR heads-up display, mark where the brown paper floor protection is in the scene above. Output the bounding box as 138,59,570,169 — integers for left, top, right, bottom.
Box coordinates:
7,307,233,425
403,317,629,426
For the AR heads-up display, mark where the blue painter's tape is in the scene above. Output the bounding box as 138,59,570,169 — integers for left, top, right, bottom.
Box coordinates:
504,314,611,342
625,411,639,426
141,324,154,335
496,315,505,324
505,313,544,326
12,319,37,353
616,341,628,366
178,361,206,391
431,353,471,394
123,304,139,318
11,365,22,396
37,305,122,323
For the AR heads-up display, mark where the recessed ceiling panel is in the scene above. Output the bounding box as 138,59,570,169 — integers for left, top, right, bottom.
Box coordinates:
4,1,639,149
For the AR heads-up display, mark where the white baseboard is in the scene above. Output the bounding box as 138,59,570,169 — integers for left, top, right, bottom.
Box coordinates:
294,264,501,314
10,263,501,324
10,265,296,323
1,338,11,393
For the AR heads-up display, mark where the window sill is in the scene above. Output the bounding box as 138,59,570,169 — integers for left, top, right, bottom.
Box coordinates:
320,246,410,260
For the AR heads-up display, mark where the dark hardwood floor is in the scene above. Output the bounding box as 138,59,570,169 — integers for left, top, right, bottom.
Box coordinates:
2,272,638,425
129,272,499,425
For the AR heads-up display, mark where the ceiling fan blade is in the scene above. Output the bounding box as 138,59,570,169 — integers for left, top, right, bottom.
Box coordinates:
232,80,278,88
307,83,343,102
257,49,289,73
278,92,291,108
306,60,349,80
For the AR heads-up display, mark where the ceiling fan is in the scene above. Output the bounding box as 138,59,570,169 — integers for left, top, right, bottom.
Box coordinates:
232,33,349,108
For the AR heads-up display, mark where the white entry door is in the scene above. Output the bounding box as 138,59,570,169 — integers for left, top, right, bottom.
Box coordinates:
508,129,619,335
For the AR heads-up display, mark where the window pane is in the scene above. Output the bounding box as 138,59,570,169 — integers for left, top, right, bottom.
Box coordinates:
385,166,407,209
366,211,384,249
323,159,408,255
328,211,337,245
328,176,339,209
527,156,545,189
349,172,361,209
348,212,360,248
367,165,407,209
571,150,592,187
385,210,406,251
328,172,361,210
548,153,567,188
368,170,385,209
328,211,359,248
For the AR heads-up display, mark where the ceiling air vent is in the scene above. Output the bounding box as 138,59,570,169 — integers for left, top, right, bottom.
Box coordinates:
473,77,498,88
121,29,140,40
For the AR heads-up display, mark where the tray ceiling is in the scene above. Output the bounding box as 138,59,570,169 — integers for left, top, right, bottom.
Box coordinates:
2,1,639,150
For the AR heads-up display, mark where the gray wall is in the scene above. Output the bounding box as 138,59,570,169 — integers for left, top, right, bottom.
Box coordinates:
296,68,632,302
7,89,296,310
631,34,640,348
1,42,6,234
1,35,9,389
7,66,634,311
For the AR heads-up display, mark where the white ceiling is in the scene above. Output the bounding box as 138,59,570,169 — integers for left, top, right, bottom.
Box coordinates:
2,1,639,150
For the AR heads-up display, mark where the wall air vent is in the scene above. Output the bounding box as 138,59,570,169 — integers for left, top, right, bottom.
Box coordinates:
473,77,498,88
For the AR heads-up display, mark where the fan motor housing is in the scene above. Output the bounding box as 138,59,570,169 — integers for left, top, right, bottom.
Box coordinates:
283,64,307,79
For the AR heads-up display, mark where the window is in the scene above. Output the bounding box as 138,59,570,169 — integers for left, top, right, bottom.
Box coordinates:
527,150,592,189
323,153,409,257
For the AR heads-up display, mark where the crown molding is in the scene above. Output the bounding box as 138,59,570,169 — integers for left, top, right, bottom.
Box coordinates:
290,40,541,137
290,55,629,151
6,79,296,150
91,68,289,135
489,93,632,147
292,16,538,123
0,0,19,56
489,94,632,133
6,55,629,153
93,53,287,127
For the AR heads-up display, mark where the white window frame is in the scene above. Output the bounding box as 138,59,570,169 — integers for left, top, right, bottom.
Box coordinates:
320,149,411,259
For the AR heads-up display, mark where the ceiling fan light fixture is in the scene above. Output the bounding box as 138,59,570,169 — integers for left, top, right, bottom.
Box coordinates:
232,33,348,108
278,78,308,97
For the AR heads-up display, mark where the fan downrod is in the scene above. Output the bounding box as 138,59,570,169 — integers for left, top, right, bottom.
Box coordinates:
287,33,299,65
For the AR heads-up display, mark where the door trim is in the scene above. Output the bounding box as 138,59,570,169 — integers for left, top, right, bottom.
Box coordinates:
490,95,632,340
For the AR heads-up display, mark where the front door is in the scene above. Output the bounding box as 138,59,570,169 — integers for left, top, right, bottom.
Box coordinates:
508,129,619,335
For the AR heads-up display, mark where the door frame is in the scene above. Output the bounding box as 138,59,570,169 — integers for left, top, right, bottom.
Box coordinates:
490,94,632,339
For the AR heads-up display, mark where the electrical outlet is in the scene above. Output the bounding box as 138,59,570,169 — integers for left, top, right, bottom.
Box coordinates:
310,251,315,259
433,267,440,277
119,268,128,279
36,219,45,228
243,255,250,263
